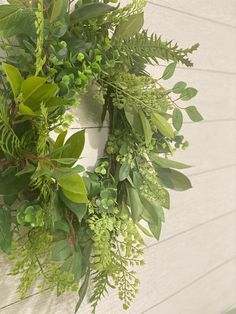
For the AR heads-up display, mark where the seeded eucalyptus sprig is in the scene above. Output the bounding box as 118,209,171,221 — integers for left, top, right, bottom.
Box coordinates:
0,1,202,313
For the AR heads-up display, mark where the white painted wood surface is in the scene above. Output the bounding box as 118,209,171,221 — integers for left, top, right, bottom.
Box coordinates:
0,1,236,314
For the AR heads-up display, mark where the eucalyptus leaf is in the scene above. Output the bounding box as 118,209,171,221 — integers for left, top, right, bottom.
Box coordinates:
172,81,187,94
180,87,198,101
185,106,203,122
162,63,176,80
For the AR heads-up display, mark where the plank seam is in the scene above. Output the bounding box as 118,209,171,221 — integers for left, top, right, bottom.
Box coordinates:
189,164,236,177
141,255,236,313
148,1,236,29
1,210,235,310
157,63,236,76
147,209,236,250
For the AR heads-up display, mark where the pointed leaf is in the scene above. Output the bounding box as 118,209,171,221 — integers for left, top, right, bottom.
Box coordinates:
139,110,153,146
126,185,143,223
152,112,174,138
50,0,68,22
61,130,85,164
2,63,23,97
157,168,192,191
119,162,130,182
172,108,183,131
151,155,191,169
70,3,116,25
114,13,144,39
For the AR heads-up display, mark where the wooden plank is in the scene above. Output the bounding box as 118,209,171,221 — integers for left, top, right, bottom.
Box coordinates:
151,0,236,28
172,121,236,175
144,258,236,314
0,167,235,309
144,3,236,73
61,122,236,174
147,66,236,121
1,212,236,314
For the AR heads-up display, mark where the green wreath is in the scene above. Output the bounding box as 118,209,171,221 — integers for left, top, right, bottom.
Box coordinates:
0,0,203,312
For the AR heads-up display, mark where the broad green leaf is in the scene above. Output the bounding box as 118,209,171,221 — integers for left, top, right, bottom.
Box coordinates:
75,268,90,313
149,221,162,240
0,5,35,37
61,130,85,164
152,112,174,138
19,103,36,116
0,169,30,195
151,155,191,169
172,81,187,94
54,131,67,150
119,162,130,182
180,87,198,101
172,108,183,131
63,190,88,204
61,251,83,283
0,205,12,254
52,158,78,165
54,220,70,233
119,162,130,181
51,239,74,261
162,63,176,80
60,191,87,222
53,165,84,180
2,63,23,97
185,106,203,122
21,76,47,102
50,0,68,22
114,13,144,39
126,185,143,223
139,110,153,146
58,174,88,204
157,168,192,191
70,3,116,25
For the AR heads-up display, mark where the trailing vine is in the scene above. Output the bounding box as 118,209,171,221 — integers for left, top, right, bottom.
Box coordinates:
0,0,203,313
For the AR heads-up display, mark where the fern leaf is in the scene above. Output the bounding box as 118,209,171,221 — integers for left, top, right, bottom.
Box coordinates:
121,30,199,68
0,100,21,158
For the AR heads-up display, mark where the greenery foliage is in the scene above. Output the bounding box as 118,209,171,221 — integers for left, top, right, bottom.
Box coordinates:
0,0,202,312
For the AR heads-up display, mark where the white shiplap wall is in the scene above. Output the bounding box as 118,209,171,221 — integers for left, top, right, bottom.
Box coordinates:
0,1,236,313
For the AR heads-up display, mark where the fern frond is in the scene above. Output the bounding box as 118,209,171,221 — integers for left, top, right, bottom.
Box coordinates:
90,271,109,314
0,100,21,158
121,30,199,67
